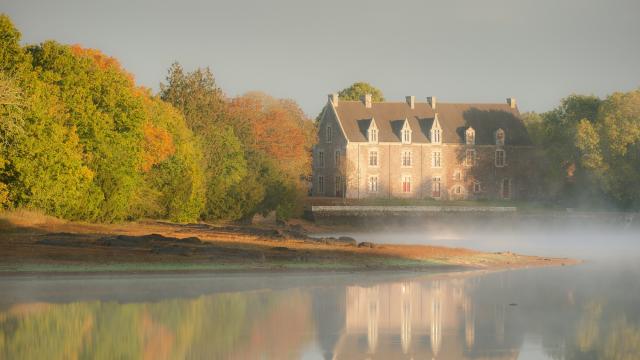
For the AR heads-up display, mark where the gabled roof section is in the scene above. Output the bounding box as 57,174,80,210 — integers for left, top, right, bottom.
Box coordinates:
333,100,531,145
335,101,435,143
437,103,532,145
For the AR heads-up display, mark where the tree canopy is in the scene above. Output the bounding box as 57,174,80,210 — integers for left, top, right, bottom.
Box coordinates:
525,90,640,208
0,14,314,222
337,82,385,102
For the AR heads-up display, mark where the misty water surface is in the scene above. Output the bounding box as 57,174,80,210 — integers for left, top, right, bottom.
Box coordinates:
1,219,639,359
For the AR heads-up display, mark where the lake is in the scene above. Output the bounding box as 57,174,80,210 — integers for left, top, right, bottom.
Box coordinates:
1,220,639,359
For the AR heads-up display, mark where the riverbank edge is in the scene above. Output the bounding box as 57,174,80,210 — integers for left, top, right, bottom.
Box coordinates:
0,211,580,277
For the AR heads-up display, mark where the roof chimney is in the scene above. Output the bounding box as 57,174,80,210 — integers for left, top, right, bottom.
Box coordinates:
507,97,516,109
406,96,415,109
427,96,437,110
328,93,339,107
361,94,372,108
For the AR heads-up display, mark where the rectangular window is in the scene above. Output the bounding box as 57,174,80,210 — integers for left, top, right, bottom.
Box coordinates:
453,170,462,181
335,150,341,168
335,175,342,197
402,176,411,193
402,130,411,144
474,181,481,193
495,149,505,167
465,149,476,167
368,176,378,193
369,128,378,143
369,150,378,167
318,150,324,168
432,151,441,168
502,178,511,199
432,129,441,144
432,177,441,198
317,175,324,195
401,150,412,167
326,125,332,143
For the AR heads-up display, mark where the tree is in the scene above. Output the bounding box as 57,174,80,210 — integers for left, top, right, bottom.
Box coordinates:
160,63,247,220
337,82,385,102
138,93,206,222
227,92,314,219
0,14,29,75
586,90,640,207
537,95,603,204
27,41,146,221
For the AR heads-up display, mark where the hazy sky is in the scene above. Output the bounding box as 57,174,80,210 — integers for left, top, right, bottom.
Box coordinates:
3,0,640,117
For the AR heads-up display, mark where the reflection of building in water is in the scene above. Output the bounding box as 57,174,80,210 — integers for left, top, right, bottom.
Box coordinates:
333,278,519,360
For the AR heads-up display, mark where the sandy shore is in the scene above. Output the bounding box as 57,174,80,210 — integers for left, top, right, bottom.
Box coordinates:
0,212,578,275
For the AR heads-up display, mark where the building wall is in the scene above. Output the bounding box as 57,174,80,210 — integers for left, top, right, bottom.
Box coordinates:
312,104,537,201
341,142,536,201
312,104,347,197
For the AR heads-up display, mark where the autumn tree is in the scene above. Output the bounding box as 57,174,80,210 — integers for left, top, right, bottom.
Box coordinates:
227,92,314,219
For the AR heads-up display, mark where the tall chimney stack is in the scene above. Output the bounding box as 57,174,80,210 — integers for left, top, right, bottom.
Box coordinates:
328,93,339,107
361,94,372,108
427,96,437,110
406,96,415,109
507,97,516,109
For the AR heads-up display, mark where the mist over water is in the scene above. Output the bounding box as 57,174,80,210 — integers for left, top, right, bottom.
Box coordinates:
1,215,639,359
321,215,640,262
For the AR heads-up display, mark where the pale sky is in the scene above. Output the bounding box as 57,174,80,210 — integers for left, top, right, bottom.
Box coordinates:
3,0,640,117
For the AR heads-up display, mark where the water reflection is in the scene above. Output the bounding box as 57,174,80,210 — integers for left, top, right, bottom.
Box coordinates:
1,264,639,359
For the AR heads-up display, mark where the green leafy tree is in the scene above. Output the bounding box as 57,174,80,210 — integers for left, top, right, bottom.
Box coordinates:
26,41,146,221
337,81,385,102
587,90,640,207
138,94,206,222
0,19,101,218
160,63,247,220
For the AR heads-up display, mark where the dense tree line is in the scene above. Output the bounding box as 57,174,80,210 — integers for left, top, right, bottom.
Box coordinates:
0,14,314,222
523,90,640,208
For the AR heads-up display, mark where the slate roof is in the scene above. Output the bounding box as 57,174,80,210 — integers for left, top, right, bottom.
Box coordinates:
332,100,532,146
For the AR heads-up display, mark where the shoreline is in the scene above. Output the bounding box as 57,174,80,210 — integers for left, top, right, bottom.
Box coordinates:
0,212,579,277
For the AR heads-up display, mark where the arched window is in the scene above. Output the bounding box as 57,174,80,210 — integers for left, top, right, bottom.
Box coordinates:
326,125,332,143
431,114,442,144
495,129,505,146
465,127,475,145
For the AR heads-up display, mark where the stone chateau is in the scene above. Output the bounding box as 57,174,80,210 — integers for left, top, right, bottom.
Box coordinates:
312,94,534,200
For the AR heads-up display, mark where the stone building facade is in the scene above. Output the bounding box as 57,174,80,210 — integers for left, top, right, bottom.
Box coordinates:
312,94,535,201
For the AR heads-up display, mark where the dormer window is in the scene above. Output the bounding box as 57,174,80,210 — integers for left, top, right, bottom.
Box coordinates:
400,118,412,144
368,118,379,143
402,129,411,143
369,128,378,143
465,127,475,145
326,125,332,143
430,114,442,144
495,128,505,146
